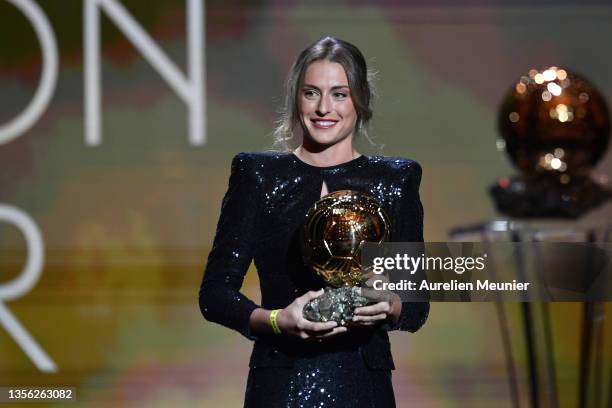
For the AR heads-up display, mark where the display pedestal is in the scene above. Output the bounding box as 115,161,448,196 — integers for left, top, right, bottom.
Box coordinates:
450,221,610,408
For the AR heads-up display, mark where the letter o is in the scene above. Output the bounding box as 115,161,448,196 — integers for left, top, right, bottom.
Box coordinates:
0,0,58,145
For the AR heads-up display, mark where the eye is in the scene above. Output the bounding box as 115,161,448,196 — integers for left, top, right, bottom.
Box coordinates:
303,89,319,99
333,92,348,99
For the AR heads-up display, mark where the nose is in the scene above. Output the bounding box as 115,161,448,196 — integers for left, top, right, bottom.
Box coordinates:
316,94,331,116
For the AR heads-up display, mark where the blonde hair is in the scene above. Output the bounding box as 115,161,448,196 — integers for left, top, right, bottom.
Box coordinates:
272,36,378,151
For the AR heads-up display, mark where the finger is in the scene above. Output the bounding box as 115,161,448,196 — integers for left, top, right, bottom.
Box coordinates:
352,313,387,323
314,326,348,338
355,301,391,316
299,319,338,333
361,269,380,281
352,321,378,327
359,287,393,303
364,275,389,287
302,289,325,302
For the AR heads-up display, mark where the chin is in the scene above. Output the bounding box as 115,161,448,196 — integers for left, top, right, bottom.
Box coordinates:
305,130,345,146
311,135,339,145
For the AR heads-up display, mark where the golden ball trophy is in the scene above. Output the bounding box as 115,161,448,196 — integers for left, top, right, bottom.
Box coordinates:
492,66,611,217
300,190,391,325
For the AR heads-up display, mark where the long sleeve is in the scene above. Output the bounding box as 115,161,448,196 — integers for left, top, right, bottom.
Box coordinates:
199,153,261,340
387,160,430,332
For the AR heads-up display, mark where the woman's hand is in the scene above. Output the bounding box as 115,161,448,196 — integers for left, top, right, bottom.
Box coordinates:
351,274,401,327
277,289,348,340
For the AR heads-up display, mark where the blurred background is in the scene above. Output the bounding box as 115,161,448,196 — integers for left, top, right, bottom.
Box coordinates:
0,0,611,406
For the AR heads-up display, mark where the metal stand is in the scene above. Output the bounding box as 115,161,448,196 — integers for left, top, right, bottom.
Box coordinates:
450,221,610,408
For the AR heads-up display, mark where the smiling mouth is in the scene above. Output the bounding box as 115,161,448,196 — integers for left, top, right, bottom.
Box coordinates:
311,119,339,129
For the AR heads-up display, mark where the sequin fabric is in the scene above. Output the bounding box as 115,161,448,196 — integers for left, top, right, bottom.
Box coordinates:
244,350,396,407
199,152,429,407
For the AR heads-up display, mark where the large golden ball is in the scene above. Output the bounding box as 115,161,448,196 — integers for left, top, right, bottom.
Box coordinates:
498,67,610,177
301,190,391,287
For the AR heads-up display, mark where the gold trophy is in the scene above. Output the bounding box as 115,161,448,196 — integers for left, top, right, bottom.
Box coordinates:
301,190,391,325
492,66,611,217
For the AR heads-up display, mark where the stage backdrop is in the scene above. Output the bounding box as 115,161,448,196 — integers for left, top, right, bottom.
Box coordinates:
1,1,611,407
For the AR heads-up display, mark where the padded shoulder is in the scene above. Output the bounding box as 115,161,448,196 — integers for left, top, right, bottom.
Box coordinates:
369,156,422,182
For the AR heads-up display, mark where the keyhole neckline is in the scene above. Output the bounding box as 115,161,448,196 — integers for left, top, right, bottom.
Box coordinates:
290,152,367,170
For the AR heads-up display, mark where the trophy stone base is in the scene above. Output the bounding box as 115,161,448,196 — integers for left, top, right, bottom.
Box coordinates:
303,286,369,326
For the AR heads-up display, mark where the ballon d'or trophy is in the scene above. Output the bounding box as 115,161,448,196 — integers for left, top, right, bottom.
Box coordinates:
451,66,612,407
301,190,391,325
492,66,611,217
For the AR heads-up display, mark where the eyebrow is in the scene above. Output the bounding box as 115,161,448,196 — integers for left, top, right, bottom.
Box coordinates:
302,84,350,91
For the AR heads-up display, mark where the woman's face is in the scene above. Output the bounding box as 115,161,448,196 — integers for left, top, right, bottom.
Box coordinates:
299,60,358,147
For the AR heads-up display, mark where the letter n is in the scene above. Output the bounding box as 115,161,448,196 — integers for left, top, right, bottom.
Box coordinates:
83,0,206,146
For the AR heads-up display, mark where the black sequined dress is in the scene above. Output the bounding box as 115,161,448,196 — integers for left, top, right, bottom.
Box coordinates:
199,152,429,407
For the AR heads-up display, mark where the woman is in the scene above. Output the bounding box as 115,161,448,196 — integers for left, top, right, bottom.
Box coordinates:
199,36,429,407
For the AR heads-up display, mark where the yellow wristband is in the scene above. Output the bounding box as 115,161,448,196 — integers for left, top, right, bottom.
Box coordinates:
269,309,282,335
